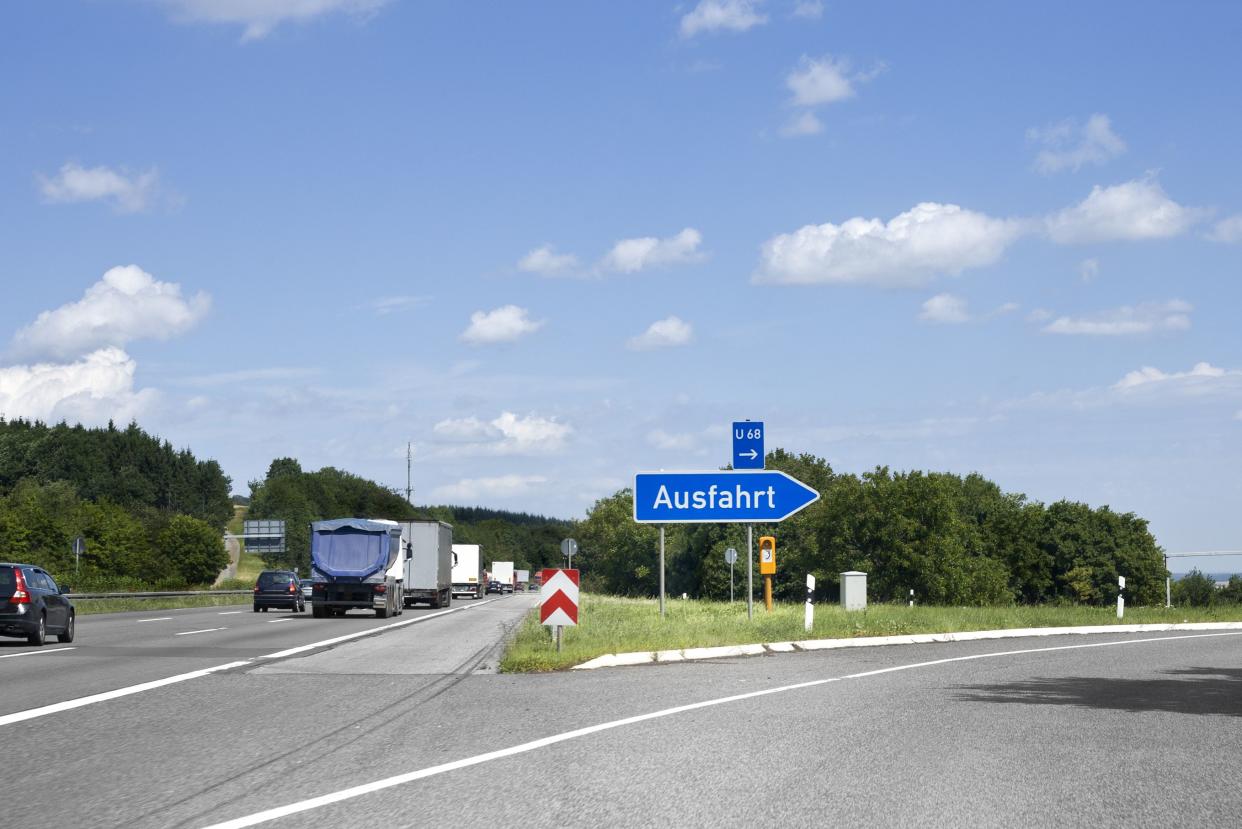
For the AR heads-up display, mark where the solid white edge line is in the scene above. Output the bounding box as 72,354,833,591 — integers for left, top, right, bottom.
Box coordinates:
175,628,226,636
218,611,244,615
0,660,252,728
0,647,75,660
574,621,1242,669
0,596,504,729
203,630,1242,829
259,598,499,660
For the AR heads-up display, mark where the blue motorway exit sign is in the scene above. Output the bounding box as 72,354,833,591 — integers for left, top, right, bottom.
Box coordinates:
732,420,764,469
633,470,820,524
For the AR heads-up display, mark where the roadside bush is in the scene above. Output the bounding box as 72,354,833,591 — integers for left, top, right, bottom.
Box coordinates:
1172,569,1217,607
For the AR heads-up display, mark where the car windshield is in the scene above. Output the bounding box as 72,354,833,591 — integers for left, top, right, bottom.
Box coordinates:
258,573,293,588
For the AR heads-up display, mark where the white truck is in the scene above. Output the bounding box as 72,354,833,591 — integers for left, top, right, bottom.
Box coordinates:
400,520,453,608
489,560,515,594
515,569,530,592
451,543,485,599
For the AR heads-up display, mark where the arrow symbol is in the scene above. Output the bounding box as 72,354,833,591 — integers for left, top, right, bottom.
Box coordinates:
739,449,758,460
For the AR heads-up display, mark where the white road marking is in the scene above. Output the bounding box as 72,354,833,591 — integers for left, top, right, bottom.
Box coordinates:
0,647,75,660
218,611,244,615
175,628,226,636
203,630,1242,829
137,617,173,623
267,618,294,624
0,660,251,728
0,596,502,729
260,599,497,659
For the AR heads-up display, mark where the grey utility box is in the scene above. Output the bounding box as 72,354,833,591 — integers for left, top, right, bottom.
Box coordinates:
840,571,867,611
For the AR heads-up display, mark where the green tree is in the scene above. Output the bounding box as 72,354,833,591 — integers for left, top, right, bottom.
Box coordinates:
1172,569,1217,607
158,515,229,585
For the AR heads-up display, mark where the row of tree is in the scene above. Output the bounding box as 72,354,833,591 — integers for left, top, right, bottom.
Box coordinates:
0,418,233,529
246,460,573,574
0,419,232,589
576,450,1174,607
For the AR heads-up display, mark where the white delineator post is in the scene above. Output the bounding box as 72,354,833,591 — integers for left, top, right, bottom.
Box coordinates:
804,574,815,633
1117,575,1126,620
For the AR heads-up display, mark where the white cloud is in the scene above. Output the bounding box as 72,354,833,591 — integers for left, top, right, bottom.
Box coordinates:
1028,114,1126,174
779,111,824,137
792,1,824,19
1043,300,1192,336
432,474,548,501
1079,258,1100,282
1207,215,1242,243
1045,178,1206,243
157,0,389,41
0,347,157,425
38,162,160,213
10,265,210,362
517,245,580,276
786,55,858,106
1114,361,1226,390
680,0,767,38
432,411,571,455
990,302,1020,317
919,293,970,324
599,228,704,273
756,202,1025,286
367,295,425,315
628,316,694,350
1027,308,1053,322
647,429,699,451
460,305,544,345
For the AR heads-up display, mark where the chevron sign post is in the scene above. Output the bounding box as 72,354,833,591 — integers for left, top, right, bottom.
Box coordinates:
541,568,579,627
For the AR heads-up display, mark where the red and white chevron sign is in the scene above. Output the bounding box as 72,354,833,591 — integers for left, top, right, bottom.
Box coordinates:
540,568,579,627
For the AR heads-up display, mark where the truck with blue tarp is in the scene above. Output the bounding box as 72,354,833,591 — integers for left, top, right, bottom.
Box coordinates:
309,518,405,619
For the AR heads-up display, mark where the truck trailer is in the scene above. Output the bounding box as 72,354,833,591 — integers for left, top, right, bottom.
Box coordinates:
400,520,454,608
490,561,515,594
310,518,404,619
515,569,530,591
451,544,485,599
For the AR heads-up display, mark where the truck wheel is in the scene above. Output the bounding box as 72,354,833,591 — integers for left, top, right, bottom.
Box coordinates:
444,591,451,608
312,605,325,618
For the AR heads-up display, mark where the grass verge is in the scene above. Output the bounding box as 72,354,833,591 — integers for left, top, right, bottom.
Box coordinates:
234,552,266,583
74,596,250,616
500,593,1242,672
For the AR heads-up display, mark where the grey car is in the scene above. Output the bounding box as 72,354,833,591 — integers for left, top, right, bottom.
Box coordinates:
0,563,75,646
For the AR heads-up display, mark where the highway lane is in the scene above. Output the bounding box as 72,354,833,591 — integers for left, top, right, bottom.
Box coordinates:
0,594,526,717
4,625,1239,828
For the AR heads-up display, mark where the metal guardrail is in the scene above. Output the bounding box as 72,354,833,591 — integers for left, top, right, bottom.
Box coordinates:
67,590,252,600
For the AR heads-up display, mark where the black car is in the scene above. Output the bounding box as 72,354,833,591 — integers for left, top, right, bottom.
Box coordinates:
253,570,305,612
486,580,503,594
0,563,75,646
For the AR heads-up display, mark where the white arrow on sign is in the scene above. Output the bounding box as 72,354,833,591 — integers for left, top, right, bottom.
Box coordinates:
738,450,758,460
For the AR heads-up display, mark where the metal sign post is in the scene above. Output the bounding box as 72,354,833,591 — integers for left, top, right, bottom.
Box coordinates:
725,547,737,603
73,536,85,574
659,527,666,618
746,526,753,620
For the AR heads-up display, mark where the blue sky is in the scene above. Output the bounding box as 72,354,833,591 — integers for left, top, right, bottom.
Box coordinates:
2,1,1241,573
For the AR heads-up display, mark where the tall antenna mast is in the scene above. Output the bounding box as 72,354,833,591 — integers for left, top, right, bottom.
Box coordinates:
405,441,414,506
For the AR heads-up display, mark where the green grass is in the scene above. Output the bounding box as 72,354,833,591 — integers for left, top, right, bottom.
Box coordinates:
499,593,1242,672
234,551,265,583
74,595,250,615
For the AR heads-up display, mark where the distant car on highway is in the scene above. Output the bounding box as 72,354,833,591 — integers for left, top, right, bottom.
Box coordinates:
486,580,503,594
253,570,306,613
299,577,315,601
0,563,75,646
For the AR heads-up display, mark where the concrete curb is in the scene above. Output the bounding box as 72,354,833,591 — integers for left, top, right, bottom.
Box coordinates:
570,621,1242,670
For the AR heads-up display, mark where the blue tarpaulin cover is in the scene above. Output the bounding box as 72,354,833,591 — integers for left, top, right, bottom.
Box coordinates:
310,518,401,579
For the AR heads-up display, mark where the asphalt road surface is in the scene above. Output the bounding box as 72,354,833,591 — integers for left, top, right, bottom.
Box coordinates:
4,604,1239,828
